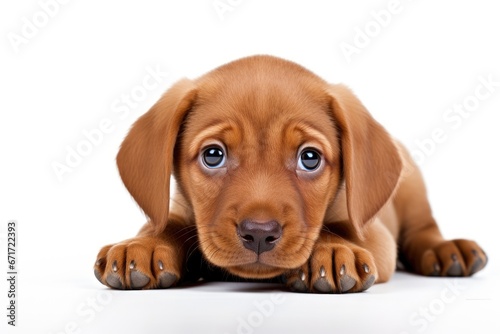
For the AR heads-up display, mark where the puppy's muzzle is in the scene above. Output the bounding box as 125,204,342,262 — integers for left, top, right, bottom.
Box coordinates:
237,219,282,255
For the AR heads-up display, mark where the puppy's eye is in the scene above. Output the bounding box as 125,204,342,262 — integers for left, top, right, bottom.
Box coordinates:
298,149,321,171
202,146,226,168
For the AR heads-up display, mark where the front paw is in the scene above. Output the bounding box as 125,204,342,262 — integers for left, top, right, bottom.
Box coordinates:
94,236,182,290
284,242,378,293
420,239,487,277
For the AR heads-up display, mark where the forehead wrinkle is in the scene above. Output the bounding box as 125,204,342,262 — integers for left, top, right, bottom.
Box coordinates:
232,108,337,160
294,123,336,157
187,86,336,161
188,122,237,158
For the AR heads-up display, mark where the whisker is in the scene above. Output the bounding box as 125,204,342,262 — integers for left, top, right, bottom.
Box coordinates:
320,226,343,239
185,244,201,266
174,227,198,241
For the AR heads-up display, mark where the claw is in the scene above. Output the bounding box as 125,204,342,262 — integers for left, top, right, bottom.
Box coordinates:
158,272,177,288
361,275,376,291
313,278,333,293
290,279,308,292
339,264,346,276
130,271,150,289
319,266,326,278
469,257,484,275
106,274,122,289
112,260,118,272
340,275,356,292
447,261,463,276
300,270,306,281
430,263,441,276
362,264,370,274
94,269,103,283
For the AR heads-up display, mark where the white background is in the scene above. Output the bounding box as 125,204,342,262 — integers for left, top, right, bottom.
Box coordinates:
1,0,499,333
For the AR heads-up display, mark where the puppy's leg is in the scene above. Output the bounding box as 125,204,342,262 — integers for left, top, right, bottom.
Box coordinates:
394,147,487,276
93,213,198,290
284,219,396,293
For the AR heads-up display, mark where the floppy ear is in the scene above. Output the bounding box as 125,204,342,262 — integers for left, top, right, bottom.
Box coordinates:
117,79,197,235
327,84,402,237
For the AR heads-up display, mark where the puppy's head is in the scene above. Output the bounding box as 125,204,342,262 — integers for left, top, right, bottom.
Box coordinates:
117,56,402,279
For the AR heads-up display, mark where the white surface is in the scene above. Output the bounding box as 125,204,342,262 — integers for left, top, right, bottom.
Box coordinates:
1,0,499,333
13,271,500,334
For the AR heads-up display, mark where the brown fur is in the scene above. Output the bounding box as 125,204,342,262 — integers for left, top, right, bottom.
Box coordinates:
94,55,487,293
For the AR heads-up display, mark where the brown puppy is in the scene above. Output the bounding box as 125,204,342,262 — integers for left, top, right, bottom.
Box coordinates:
94,55,487,293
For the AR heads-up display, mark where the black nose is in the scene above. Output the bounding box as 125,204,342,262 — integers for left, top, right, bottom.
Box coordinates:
237,220,282,254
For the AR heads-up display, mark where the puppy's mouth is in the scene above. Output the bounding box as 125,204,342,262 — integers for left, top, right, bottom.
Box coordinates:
202,242,289,274
205,245,304,279
199,220,312,279
227,262,287,279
